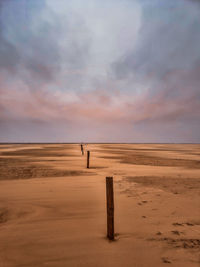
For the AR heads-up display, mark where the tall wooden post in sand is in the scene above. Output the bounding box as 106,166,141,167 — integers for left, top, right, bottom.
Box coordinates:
87,151,90,168
81,144,84,155
106,177,114,240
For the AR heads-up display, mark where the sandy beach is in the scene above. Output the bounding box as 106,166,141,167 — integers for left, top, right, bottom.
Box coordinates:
0,144,200,267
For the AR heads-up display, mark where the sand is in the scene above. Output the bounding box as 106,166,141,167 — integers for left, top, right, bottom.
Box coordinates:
0,143,200,267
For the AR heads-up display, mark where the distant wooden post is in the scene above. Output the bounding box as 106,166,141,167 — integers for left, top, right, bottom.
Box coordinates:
81,144,84,155
87,151,90,168
106,177,114,240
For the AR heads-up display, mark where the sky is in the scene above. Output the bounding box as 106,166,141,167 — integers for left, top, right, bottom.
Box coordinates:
0,0,200,143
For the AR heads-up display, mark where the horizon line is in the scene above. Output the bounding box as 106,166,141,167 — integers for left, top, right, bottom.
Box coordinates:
0,142,199,145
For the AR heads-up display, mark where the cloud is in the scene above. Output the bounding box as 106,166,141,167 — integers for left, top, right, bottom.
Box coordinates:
112,0,200,79
0,0,20,73
0,0,200,142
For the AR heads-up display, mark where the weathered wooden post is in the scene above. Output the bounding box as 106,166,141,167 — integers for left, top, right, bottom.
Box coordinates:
106,177,114,240
81,144,84,155
87,151,90,168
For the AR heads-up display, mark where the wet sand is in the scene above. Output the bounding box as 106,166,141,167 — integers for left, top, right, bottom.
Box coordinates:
0,144,200,266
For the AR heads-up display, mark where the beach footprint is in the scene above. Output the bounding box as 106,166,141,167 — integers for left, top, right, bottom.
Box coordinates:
171,230,182,236
162,257,171,264
0,208,9,224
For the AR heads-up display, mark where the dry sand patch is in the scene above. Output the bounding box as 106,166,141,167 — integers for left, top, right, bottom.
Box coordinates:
98,147,200,169
0,144,199,266
124,176,200,195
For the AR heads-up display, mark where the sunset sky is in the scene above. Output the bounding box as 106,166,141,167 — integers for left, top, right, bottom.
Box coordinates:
0,0,200,142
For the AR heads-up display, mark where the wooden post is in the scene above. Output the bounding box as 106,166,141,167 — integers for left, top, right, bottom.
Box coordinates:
106,177,114,240
81,144,84,155
87,151,90,168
